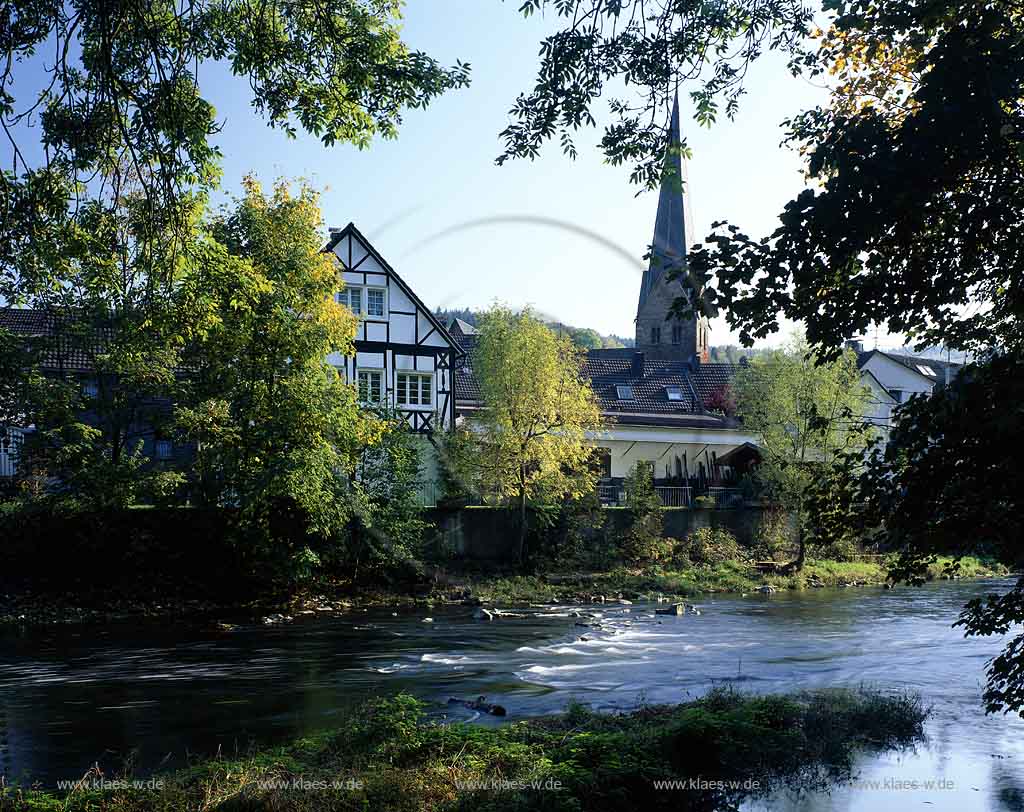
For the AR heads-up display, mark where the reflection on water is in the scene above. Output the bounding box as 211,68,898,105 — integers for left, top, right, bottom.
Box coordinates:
1,579,1022,810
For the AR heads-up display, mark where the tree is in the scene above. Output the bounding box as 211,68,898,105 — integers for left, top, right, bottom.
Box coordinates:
175,177,380,570
452,305,603,563
680,0,1024,712
498,0,813,189
621,461,665,566
1,0,470,296
686,1,1023,357
732,338,873,571
346,409,431,578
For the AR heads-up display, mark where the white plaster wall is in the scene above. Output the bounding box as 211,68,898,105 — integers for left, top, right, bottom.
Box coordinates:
586,425,757,479
861,354,933,402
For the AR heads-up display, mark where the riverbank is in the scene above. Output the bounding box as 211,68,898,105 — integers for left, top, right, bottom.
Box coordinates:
4,688,926,812
0,556,1008,627
451,554,1008,606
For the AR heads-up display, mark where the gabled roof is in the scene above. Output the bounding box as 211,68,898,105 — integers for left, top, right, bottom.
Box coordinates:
859,367,898,403
857,348,962,384
450,318,478,336
325,222,462,355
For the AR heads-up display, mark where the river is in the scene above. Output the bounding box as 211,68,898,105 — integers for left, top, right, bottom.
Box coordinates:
1,578,1022,810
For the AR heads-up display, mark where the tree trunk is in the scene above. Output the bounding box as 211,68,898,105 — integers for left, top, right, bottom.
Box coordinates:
793,523,807,572
517,472,528,565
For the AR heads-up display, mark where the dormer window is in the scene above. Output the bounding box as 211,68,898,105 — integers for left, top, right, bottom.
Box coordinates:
665,386,684,402
616,385,634,400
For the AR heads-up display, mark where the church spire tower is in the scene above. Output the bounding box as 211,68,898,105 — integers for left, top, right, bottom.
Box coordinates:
635,92,708,363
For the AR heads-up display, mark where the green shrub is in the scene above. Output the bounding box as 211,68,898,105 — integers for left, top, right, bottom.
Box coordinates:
620,461,664,565
685,526,744,566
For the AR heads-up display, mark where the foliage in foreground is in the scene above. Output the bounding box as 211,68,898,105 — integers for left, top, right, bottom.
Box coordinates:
6,688,926,812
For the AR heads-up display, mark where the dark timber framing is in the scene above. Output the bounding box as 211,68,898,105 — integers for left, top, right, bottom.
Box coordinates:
325,223,462,436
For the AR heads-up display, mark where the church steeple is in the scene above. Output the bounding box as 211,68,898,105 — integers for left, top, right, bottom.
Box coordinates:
634,92,708,363
638,92,686,311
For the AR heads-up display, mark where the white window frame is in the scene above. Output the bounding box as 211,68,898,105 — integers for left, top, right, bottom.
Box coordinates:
396,372,433,409
365,287,387,319
357,368,384,404
335,287,363,315
336,285,387,319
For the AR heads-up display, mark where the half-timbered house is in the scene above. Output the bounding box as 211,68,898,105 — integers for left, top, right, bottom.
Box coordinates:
324,223,462,497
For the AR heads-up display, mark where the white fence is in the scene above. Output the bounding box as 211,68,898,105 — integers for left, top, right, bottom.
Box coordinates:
0,429,22,478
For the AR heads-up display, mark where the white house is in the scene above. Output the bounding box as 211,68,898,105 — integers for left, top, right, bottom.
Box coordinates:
850,343,962,442
324,223,462,494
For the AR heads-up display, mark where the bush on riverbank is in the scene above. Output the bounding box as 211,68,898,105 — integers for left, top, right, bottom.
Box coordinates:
465,555,1009,605
5,688,926,812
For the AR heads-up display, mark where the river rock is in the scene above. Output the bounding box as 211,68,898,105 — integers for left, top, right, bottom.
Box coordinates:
655,603,686,616
422,617,434,623
473,608,494,621
758,585,777,595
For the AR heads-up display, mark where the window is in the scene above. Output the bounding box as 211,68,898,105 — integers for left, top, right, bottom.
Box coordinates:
615,385,634,400
665,385,684,402
357,370,383,403
916,364,937,377
336,287,362,315
82,381,99,399
890,389,904,403
155,439,173,460
397,373,432,407
650,326,661,344
671,324,682,345
337,286,386,318
595,448,612,479
366,288,386,318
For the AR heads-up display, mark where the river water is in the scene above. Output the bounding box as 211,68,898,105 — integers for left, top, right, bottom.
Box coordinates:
1,578,1022,810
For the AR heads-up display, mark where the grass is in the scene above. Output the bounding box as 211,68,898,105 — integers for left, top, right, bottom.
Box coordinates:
464,555,1009,605
4,688,927,812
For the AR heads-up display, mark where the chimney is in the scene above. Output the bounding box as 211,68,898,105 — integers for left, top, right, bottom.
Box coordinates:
631,351,645,378
844,339,864,353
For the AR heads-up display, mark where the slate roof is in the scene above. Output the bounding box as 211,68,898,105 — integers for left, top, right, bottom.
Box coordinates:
0,307,112,373
449,321,739,428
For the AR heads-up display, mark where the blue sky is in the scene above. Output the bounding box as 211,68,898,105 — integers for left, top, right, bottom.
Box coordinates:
200,2,834,346
4,2,851,346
